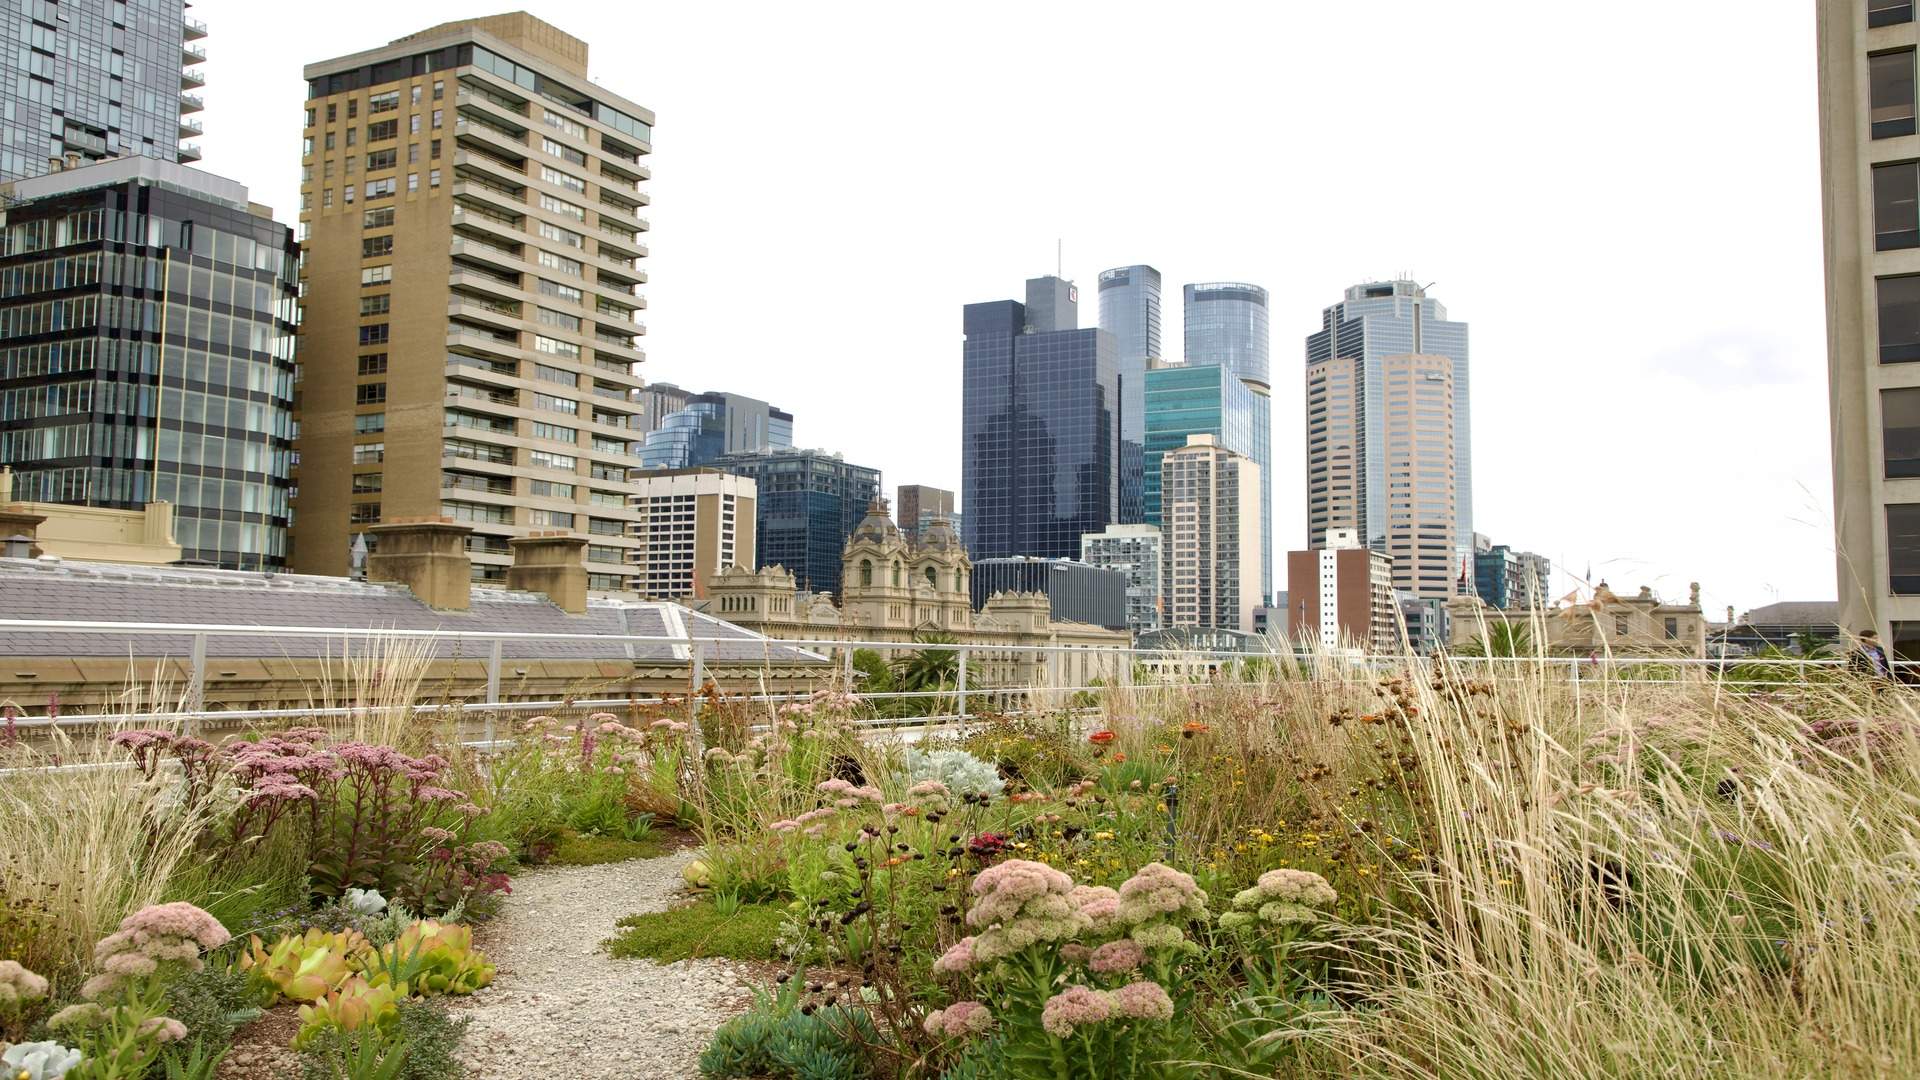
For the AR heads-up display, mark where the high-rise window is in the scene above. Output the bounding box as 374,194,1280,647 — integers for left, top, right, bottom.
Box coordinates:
370,91,399,114
1878,162,1920,251
363,207,394,229
362,236,393,258
358,353,388,376
1890,504,1920,593
1879,275,1920,362
1873,0,1914,28
1886,387,1920,477
1872,50,1917,139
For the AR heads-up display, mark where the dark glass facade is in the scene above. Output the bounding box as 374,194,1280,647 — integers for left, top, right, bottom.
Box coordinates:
962,290,1117,563
0,0,200,182
1182,282,1271,603
637,390,792,470
1098,264,1159,525
970,556,1129,631
0,159,298,568
714,447,879,597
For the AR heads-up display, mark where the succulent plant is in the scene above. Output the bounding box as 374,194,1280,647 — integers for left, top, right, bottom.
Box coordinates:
293,976,401,1050
361,920,494,997
239,928,371,1004
0,1041,81,1080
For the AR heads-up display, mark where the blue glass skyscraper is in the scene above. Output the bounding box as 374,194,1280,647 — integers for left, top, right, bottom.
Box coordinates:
1182,283,1272,603
713,447,879,597
1140,364,1258,526
1098,265,1161,524
1305,280,1472,564
637,391,792,470
962,276,1118,561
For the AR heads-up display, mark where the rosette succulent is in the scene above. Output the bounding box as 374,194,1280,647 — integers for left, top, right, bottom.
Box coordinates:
364,920,494,996
1,1041,81,1080
293,977,400,1050
239,928,370,1003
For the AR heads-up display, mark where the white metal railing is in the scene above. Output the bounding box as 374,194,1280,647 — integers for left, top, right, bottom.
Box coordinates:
0,616,1876,740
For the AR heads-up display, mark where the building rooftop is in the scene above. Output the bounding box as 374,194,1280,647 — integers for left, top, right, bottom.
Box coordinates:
1739,600,1843,626
0,556,821,664
7,156,255,213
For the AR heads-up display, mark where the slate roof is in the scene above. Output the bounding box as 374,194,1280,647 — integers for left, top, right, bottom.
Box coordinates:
1740,601,1843,627
0,556,825,665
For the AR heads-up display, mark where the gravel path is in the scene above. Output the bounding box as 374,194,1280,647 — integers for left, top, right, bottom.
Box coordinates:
455,850,753,1079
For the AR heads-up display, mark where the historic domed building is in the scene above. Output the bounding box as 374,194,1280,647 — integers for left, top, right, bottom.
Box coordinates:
702,498,1127,693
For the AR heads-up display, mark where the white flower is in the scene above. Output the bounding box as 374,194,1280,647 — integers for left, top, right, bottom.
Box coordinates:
344,888,388,915
2,1041,83,1080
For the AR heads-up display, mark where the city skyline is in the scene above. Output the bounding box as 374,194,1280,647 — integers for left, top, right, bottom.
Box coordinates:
148,2,1828,616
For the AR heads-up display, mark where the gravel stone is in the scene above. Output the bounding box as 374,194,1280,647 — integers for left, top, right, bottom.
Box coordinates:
454,849,751,1079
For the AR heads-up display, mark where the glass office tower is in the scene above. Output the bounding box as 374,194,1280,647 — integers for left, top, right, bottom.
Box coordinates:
1182,282,1271,602
1305,279,1472,565
1098,264,1160,524
713,446,879,597
0,157,298,569
962,276,1118,562
1141,363,1258,525
637,390,791,469
0,0,207,181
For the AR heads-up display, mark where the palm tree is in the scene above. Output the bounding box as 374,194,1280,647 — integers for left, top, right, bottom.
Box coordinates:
1456,621,1532,658
891,631,959,692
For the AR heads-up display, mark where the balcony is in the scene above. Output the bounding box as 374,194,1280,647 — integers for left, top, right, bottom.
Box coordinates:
448,296,522,334
445,380,517,412
181,68,205,90
443,470,515,497
595,226,645,264
179,116,203,139
447,325,521,364
183,15,208,40
182,42,207,66
179,91,204,115
177,142,202,162
592,336,642,366
455,118,528,161
448,268,522,302
445,355,518,387
450,207,526,249
457,81,529,118
590,382,632,401
587,248,645,289
450,236,522,274
592,357,642,384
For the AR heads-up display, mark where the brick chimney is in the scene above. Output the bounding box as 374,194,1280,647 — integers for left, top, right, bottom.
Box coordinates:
366,518,473,611
507,531,588,614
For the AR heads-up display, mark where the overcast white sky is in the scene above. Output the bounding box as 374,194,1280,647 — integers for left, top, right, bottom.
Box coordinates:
194,0,1832,619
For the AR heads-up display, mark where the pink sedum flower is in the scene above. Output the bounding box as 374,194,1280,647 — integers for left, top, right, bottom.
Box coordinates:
1110,980,1175,1021
923,1000,994,1038
1088,939,1146,974
933,936,976,974
1041,985,1111,1038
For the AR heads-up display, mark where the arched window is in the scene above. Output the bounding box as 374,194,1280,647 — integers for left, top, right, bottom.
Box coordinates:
891,561,901,586
925,566,937,587
861,559,873,587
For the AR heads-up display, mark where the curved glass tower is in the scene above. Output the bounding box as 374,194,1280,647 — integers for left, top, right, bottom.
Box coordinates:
1098,265,1161,524
1182,282,1272,602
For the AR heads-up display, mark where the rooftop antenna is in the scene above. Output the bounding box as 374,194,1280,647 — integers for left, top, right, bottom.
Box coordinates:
1056,238,1062,279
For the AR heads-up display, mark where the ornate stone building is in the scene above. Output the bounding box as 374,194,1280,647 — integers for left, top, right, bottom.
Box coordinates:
1447,581,1708,658
703,499,1129,695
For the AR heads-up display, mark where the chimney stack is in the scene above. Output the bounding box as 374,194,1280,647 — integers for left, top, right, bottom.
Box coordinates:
63,151,80,170
507,531,589,614
365,518,473,611
46,156,61,173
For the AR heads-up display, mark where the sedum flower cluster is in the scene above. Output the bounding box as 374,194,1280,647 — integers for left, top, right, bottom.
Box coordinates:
1115,862,1210,948
79,901,230,1000
966,860,1090,963
921,999,994,1039
0,959,49,1014
1220,867,1338,931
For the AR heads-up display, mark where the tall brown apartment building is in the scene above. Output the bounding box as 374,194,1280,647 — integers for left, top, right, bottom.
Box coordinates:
1819,0,1920,649
1304,351,1459,600
291,14,651,593
1161,434,1261,633
896,484,955,543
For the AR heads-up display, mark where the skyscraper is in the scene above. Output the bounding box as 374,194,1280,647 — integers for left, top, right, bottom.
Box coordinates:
1305,280,1472,571
1141,363,1259,525
0,1,207,182
1183,282,1272,603
961,276,1118,562
895,484,954,543
0,157,298,570
292,14,652,595
1819,1,1920,650
636,390,791,469
1474,544,1552,611
1161,434,1260,633
1098,264,1161,523
1306,352,1461,600
713,446,879,597
1082,523,1163,634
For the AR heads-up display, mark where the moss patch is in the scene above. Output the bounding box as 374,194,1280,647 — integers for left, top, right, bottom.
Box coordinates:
549,831,676,866
606,901,786,963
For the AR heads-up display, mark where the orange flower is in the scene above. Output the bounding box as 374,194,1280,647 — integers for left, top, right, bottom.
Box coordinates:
1181,721,1211,739
1088,730,1116,746
1112,752,1127,764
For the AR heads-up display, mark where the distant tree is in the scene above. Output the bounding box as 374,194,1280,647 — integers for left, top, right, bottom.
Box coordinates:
1456,621,1533,658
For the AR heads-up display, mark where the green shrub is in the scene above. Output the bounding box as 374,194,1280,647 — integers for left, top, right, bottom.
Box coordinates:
699,980,879,1079
162,963,261,1053
607,901,785,963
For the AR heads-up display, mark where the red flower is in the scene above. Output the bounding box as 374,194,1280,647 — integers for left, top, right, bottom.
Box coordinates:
1088,730,1116,746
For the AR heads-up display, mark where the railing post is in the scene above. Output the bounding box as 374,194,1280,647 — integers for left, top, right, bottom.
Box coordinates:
185,632,207,731
956,646,968,723
484,638,502,747
688,638,707,755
